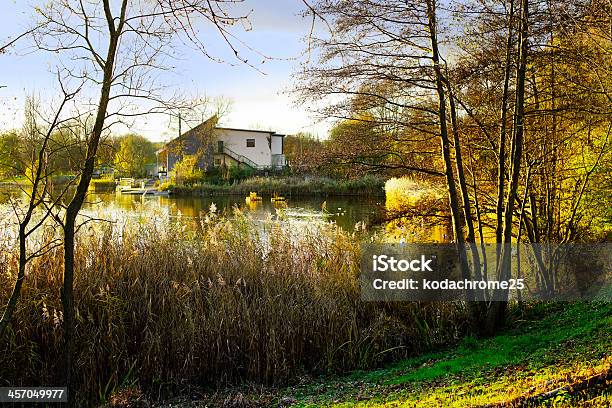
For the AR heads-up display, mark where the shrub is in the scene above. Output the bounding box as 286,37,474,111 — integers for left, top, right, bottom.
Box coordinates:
172,155,205,186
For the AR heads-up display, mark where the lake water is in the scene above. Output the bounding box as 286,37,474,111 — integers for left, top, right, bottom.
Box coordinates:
0,184,384,229
84,192,386,232
0,184,450,242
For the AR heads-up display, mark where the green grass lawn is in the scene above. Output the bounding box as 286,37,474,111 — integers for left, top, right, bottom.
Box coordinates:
271,302,611,407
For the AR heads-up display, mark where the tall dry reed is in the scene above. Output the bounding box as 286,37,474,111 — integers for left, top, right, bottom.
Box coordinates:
0,209,467,404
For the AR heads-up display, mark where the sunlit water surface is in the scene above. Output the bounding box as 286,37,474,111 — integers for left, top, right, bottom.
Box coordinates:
0,184,451,246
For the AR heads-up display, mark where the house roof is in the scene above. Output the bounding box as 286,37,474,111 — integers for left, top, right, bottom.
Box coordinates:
215,126,285,137
155,117,284,154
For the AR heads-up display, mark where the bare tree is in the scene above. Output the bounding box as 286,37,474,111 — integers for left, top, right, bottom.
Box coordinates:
456,0,610,318
487,0,530,331
299,0,598,329
0,85,80,337
20,0,256,393
295,1,450,178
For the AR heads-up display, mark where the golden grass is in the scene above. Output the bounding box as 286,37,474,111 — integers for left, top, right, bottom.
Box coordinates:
0,210,467,404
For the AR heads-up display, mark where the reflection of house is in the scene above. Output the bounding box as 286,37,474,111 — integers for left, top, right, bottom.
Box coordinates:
155,116,287,175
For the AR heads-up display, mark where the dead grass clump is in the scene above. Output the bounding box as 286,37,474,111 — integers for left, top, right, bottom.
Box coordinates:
0,212,467,404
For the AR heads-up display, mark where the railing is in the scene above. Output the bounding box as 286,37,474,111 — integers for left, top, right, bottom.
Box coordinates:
220,147,287,171
222,146,264,169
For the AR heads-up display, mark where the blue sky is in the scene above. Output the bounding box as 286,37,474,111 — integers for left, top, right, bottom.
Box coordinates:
0,1,329,141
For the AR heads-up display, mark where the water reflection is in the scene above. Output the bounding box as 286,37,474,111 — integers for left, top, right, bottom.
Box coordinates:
0,184,454,242
0,185,384,232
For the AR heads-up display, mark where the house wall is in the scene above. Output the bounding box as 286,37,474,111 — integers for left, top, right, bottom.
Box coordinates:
212,153,239,168
216,129,272,167
270,134,283,155
164,134,213,173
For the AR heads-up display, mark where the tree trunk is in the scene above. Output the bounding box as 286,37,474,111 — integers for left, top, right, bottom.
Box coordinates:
0,229,27,336
61,218,75,391
496,0,515,247
447,86,483,282
488,0,529,333
446,85,486,309
426,0,474,306
61,3,124,394
467,142,488,282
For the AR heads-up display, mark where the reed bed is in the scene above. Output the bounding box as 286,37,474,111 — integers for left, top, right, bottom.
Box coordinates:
165,175,386,197
0,210,467,404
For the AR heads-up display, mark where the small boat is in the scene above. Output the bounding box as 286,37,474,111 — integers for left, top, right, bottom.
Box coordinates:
271,196,286,202
121,188,153,195
246,192,262,203
121,188,165,196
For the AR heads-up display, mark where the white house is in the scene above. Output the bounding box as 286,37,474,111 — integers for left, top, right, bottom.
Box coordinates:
156,117,287,174
213,127,286,170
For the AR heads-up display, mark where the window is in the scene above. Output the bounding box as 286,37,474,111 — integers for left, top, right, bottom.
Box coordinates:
214,158,221,166
217,140,224,153
246,138,255,147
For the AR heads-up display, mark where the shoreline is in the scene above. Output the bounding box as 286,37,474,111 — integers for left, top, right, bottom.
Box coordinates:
166,188,386,198
162,175,387,198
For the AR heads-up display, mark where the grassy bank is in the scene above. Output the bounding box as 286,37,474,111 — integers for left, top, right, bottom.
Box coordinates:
157,302,611,407
0,176,28,185
0,213,466,405
0,174,77,186
90,178,117,192
282,302,611,407
163,175,386,197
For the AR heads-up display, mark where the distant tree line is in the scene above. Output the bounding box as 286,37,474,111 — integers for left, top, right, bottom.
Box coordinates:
0,125,159,179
